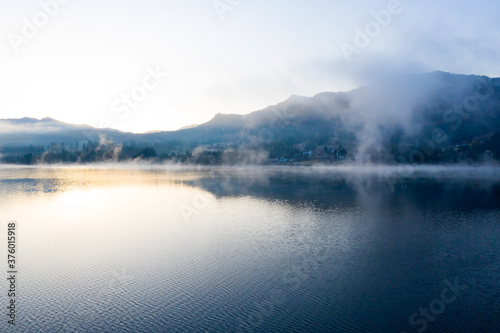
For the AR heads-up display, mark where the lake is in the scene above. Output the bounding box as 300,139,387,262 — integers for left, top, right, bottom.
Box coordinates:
0,165,499,332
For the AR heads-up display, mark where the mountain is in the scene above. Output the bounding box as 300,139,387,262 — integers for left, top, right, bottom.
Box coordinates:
177,124,199,131
1,71,499,163
0,117,133,146
0,117,91,133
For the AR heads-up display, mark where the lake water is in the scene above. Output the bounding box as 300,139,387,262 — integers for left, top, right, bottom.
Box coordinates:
0,165,499,332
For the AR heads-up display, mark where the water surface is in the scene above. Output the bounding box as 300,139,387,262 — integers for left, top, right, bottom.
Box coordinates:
0,165,498,332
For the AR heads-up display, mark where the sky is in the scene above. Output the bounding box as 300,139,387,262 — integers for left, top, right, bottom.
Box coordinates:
0,0,499,133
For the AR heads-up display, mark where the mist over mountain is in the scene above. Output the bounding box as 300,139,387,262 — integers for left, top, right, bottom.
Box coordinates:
0,117,90,133
1,71,499,164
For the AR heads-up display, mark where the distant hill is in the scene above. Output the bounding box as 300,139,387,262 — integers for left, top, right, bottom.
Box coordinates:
177,124,199,131
1,71,499,163
0,117,91,133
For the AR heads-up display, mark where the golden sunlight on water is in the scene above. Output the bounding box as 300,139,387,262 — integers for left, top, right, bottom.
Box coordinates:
0,166,498,332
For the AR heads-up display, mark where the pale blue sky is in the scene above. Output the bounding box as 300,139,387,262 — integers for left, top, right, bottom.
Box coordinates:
1,0,499,132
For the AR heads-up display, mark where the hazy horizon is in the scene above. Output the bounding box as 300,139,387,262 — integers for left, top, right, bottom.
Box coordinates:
1,70,499,136
2,1,500,132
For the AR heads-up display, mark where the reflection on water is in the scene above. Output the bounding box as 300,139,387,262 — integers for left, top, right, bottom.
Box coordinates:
0,165,498,332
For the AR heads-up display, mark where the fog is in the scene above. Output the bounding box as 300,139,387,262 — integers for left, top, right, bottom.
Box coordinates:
2,162,499,180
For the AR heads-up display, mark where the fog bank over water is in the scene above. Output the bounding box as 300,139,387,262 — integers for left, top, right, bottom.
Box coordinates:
1,164,499,211
1,163,499,179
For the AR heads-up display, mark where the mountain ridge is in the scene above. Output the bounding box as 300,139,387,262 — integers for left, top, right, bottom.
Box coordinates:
2,71,499,136
1,71,499,164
